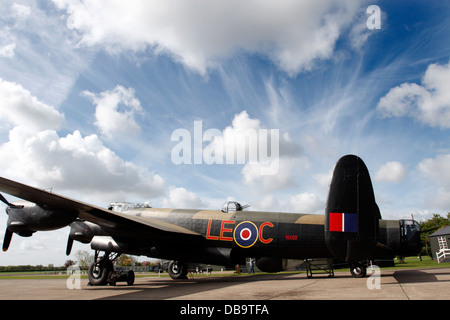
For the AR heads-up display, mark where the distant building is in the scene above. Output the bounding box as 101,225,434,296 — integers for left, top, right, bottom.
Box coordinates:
429,226,450,263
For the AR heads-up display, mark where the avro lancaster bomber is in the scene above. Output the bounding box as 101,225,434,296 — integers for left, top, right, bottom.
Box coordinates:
0,155,422,285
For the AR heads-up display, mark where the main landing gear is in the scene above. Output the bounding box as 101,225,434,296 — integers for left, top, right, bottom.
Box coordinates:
167,260,188,280
88,251,135,286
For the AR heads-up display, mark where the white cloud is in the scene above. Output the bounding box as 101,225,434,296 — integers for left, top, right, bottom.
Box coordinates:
418,154,450,210
289,192,323,214
418,154,450,187
162,187,206,209
0,80,163,203
0,128,165,202
252,194,280,212
202,110,305,191
374,161,406,183
0,2,30,59
0,42,15,58
426,190,450,211
0,27,15,58
0,78,65,131
242,157,307,192
82,85,143,139
234,112,306,191
313,170,333,188
377,61,450,128
52,0,364,75
0,1,94,107
11,3,32,19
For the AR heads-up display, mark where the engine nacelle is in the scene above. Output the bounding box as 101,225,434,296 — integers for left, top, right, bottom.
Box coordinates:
6,201,77,236
90,236,129,253
69,220,105,244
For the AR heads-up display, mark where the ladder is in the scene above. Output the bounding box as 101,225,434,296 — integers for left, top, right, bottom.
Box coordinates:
305,258,334,278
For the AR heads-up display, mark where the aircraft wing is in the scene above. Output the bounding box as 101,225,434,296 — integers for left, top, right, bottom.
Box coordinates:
0,176,201,238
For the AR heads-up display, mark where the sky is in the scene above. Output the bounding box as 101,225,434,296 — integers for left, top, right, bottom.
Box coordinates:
0,0,450,266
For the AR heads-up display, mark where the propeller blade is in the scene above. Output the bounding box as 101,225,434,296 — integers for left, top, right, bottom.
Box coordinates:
3,229,12,252
66,236,74,256
0,193,11,207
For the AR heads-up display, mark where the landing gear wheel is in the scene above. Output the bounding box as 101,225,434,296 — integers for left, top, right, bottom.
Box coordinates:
88,259,114,286
350,263,367,278
127,270,135,286
168,261,188,280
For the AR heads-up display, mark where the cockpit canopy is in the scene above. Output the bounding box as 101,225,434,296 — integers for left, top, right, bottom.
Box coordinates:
108,202,152,213
221,201,250,213
398,219,423,255
399,219,421,240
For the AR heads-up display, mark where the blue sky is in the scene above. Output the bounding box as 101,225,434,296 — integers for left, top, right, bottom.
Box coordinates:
0,0,450,265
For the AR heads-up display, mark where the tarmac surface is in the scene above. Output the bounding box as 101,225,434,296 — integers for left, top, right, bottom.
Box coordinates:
0,267,449,301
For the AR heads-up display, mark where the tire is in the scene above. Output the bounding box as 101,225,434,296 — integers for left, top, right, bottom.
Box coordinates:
88,260,113,286
127,270,135,286
168,261,188,280
350,263,367,278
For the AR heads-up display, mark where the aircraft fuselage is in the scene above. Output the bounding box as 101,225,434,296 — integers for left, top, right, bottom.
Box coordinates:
108,207,404,268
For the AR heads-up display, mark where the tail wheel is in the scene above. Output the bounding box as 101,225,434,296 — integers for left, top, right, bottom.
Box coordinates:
168,261,188,280
350,263,367,278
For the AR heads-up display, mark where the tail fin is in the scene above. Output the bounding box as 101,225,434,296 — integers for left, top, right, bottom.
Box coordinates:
325,155,380,262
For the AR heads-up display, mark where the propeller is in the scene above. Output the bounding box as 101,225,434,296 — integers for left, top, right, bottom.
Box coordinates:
0,193,11,207
3,230,12,252
1,192,78,254
0,193,13,252
0,193,24,252
65,220,97,256
65,219,84,256
66,236,74,256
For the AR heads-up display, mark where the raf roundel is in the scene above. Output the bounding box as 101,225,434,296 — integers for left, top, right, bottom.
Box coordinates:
234,221,258,248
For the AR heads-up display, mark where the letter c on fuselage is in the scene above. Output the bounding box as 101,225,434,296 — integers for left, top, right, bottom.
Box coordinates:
259,222,274,244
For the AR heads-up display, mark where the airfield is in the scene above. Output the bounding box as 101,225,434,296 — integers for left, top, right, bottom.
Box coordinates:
0,267,449,300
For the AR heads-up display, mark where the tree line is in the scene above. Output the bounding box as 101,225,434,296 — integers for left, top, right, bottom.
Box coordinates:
0,265,67,272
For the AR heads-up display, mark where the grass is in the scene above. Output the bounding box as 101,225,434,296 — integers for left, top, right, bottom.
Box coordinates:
391,255,450,269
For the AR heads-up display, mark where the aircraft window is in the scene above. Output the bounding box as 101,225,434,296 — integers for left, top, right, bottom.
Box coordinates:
400,219,420,239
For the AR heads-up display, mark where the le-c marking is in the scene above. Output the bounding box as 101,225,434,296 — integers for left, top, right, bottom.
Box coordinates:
206,220,274,247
